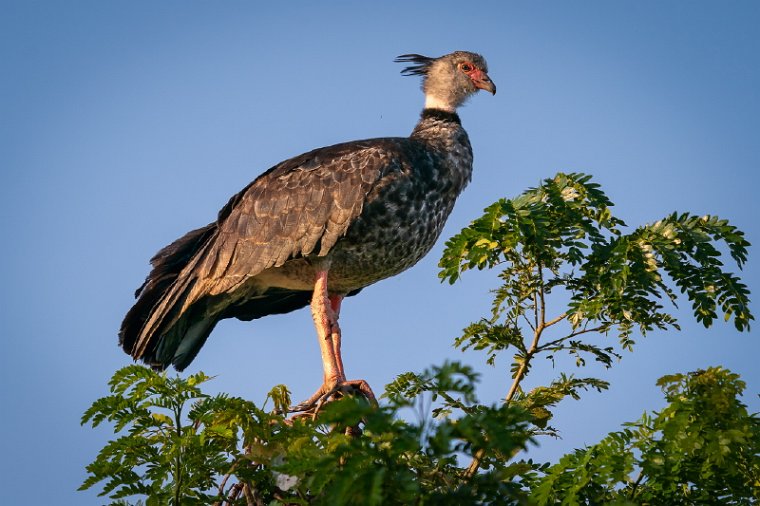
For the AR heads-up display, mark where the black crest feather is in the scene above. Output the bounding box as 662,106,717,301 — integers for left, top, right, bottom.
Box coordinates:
395,54,435,76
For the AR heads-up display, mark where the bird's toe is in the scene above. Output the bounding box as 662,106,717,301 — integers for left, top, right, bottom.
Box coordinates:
288,379,377,417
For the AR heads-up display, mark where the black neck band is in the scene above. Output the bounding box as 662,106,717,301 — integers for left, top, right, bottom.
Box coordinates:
421,108,461,125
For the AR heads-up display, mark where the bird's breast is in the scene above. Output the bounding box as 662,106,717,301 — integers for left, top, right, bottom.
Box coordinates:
323,146,472,292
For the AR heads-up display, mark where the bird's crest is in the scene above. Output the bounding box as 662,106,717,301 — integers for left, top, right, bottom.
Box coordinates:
395,54,435,76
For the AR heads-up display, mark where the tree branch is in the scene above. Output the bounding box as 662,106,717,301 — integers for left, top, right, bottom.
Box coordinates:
173,403,183,506
629,468,645,500
465,262,547,478
544,312,568,329
536,326,606,352
522,312,536,332
215,461,240,505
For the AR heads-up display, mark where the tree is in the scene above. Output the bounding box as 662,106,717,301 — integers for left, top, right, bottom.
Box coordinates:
82,173,756,504
530,366,760,504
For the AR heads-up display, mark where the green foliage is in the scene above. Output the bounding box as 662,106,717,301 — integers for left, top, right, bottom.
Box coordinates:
530,367,760,505
83,364,759,505
83,363,534,505
439,172,752,479
440,173,751,354
80,365,270,505
83,173,756,504
438,173,750,401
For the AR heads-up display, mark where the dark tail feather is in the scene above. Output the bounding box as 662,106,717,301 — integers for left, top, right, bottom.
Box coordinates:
222,288,313,321
154,289,314,371
155,311,218,371
221,286,362,322
119,223,216,367
149,288,316,371
120,224,360,371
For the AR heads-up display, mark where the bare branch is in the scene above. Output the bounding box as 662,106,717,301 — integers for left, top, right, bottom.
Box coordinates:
536,326,606,352
522,312,536,332
544,312,568,329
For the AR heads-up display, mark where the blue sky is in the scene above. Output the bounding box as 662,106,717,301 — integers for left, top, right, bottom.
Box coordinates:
2,1,759,503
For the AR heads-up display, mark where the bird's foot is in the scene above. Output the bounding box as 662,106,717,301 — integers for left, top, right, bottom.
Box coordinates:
289,379,377,418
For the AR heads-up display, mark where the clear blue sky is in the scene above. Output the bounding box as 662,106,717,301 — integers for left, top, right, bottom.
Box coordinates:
2,2,758,503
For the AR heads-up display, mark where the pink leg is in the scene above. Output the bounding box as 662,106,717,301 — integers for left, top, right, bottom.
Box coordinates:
328,294,345,379
290,269,376,414
310,270,343,386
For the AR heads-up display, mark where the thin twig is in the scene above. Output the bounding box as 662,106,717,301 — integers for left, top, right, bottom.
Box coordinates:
536,326,605,352
173,404,183,506
629,468,645,499
243,482,258,506
522,312,536,332
465,262,547,478
537,265,546,330
504,329,541,404
544,312,568,328
216,461,240,503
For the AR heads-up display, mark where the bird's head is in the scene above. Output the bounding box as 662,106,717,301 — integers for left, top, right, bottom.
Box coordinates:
396,51,495,112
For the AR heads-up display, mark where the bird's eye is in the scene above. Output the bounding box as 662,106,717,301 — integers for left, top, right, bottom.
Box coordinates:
460,63,474,72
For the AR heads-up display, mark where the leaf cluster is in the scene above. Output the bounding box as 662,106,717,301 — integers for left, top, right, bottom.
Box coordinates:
440,172,751,358
82,363,537,505
439,172,753,477
529,367,760,504
80,365,275,505
83,363,760,505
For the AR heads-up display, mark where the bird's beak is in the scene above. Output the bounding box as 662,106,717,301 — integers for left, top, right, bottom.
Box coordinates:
471,70,496,95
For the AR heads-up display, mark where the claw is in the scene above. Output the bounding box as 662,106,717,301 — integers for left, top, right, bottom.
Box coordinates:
290,270,377,423
288,379,377,418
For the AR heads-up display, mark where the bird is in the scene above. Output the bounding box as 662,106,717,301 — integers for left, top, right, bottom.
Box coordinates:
120,51,495,412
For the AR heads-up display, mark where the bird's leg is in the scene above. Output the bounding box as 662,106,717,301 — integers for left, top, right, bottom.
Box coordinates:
290,269,376,414
328,294,345,379
310,269,343,388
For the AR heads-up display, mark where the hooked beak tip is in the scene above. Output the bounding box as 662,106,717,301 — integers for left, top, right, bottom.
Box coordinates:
478,81,496,95
472,72,496,95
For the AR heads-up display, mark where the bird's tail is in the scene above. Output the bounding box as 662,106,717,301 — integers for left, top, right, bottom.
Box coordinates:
119,222,318,371
119,223,217,370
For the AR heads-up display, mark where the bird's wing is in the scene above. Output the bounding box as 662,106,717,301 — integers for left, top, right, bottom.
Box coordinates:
193,139,406,298
128,139,407,362
131,138,409,360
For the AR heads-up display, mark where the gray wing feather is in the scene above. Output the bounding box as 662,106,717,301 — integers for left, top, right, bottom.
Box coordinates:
188,144,399,302
129,139,407,360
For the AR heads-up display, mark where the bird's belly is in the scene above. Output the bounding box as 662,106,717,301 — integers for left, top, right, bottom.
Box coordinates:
325,197,454,292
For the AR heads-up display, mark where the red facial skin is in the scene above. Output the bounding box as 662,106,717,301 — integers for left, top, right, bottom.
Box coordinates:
460,61,496,94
